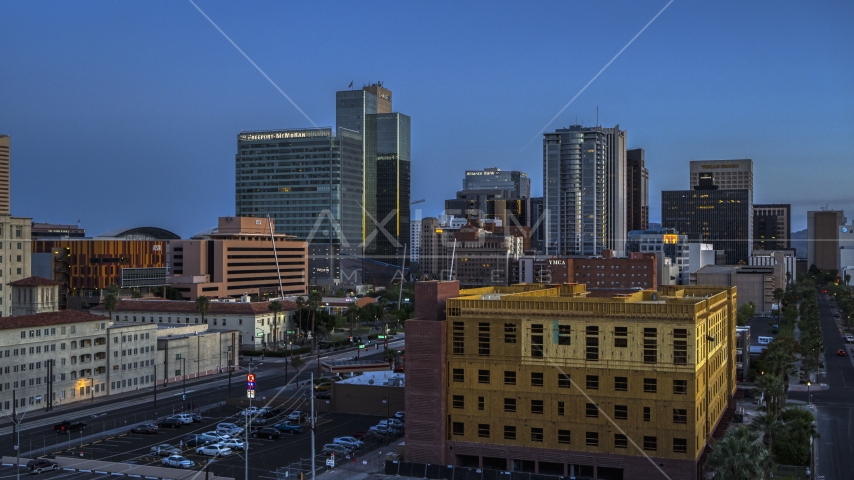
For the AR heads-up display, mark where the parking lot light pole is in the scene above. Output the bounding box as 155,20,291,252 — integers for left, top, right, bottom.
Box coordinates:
807,381,812,405
1,394,40,480
383,397,389,445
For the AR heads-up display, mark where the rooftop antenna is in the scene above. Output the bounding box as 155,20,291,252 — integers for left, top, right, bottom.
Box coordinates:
596,106,599,126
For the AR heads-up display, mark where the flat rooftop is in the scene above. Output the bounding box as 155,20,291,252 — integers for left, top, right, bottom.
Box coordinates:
338,371,405,387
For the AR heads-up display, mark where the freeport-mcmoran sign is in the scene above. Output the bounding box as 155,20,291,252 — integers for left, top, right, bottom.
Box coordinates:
239,129,331,142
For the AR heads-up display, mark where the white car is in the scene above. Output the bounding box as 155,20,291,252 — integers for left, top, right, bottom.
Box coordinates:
218,438,245,451
845,334,854,343
151,444,182,456
287,410,308,422
379,418,404,429
241,406,260,416
333,436,364,449
171,414,194,425
162,455,194,469
216,423,244,435
196,443,233,456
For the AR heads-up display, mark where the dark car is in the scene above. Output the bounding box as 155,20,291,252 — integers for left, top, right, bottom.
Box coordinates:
26,458,58,474
182,434,210,447
315,392,331,400
130,423,159,434
53,421,87,433
838,349,847,356
251,427,281,439
157,418,183,429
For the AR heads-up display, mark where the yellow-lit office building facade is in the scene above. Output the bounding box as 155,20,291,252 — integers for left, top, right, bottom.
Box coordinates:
444,284,736,480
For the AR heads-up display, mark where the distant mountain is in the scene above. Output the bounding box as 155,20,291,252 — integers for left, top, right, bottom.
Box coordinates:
791,229,808,258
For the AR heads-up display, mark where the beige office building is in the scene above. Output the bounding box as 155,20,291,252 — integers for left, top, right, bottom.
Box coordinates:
689,159,753,191
691,264,784,314
0,215,32,317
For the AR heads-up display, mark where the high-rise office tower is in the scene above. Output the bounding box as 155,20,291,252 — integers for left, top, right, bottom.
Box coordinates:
543,125,626,256
0,135,9,215
336,83,410,262
626,148,649,232
463,168,530,199
234,127,363,286
753,204,791,251
807,209,845,271
690,159,753,191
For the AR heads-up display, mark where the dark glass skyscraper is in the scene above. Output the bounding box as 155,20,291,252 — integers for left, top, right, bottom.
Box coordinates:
370,113,411,260
661,189,752,265
627,148,649,232
234,127,363,285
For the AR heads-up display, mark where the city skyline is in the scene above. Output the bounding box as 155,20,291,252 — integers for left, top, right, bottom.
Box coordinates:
1,1,852,237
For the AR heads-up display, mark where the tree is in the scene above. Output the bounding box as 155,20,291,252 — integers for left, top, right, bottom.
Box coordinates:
102,293,118,322
268,300,283,349
705,425,773,480
106,283,120,297
736,302,756,326
195,296,211,325
307,291,323,355
131,289,143,299
845,273,851,286
289,355,305,369
773,407,818,466
295,296,305,337
750,412,779,449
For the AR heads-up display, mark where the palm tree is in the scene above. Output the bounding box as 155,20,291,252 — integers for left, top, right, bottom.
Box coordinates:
307,291,323,354
195,296,211,325
268,300,283,349
706,425,773,480
346,302,359,341
295,296,305,339
750,412,780,449
755,373,785,417
102,293,118,322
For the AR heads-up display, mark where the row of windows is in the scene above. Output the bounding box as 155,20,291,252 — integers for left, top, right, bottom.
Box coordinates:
452,395,688,423
451,369,688,395
449,423,687,453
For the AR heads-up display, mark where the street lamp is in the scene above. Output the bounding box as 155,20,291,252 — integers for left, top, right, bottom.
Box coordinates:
0,393,41,480
88,377,95,403
807,381,812,405
382,396,390,445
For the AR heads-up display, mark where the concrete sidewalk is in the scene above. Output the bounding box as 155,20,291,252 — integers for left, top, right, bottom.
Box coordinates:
318,439,404,479
2,455,233,480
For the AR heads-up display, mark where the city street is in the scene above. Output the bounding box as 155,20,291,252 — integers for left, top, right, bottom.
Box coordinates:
789,295,854,480
0,337,404,479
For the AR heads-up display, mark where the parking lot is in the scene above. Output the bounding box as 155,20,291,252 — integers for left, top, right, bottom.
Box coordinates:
42,386,393,479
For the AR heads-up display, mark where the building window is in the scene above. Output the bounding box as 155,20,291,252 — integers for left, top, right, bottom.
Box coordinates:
531,400,544,415
504,425,516,440
643,328,657,363
644,378,657,393
531,427,544,442
478,424,490,438
478,323,490,356
643,436,657,451
558,429,571,444
673,409,687,424
614,326,628,347
452,322,465,355
586,325,599,360
643,406,651,422
615,434,628,449
673,438,688,453
614,405,628,420
673,379,688,395
478,369,490,384
452,395,464,409
558,373,571,388
504,323,517,344
478,396,484,411
586,375,598,390
558,325,571,345
586,403,598,418
586,432,598,447
452,369,464,382
674,329,688,364
504,398,516,413
452,422,464,436
614,376,628,391
531,324,543,358
531,372,543,387
558,401,565,416
504,371,516,385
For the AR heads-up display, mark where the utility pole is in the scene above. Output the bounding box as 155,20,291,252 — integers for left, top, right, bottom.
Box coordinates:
2,393,40,480
245,361,253,480
311,372,316,480
153,362,157,408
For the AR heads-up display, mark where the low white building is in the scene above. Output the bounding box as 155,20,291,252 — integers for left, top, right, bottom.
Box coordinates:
627,228,715,285
92,298,297,350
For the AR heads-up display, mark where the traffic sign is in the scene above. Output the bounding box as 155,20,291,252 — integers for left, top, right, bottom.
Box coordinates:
377,335,385,339
247,374,256,383
247,390,255,399
247,382,255,389
358,344,365,349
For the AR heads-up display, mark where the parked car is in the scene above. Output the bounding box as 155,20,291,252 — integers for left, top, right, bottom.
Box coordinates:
151,444,182,456
181,434,210,447
838,349,847,356
321,443,353,456
370,424,402,436
161,455,195,469
251,427,282,439
53,420,87,433
202,431,231,442
157,418,183,429
171,414,194,425
250,416,268,426
259,406,280,417
315,392,331,400
188,413,203,423
216,423,244,435
218,438,245,451
26,459,58,474
130,423,159,434
379,418,404,429
394,411,405,421
845,334,854,343
196,444,233,456
287,411,308,422
272,422,303,434
241,406,260,416
333,436,364,449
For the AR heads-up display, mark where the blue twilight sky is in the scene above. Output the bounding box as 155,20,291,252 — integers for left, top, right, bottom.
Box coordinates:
1,0,852,238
